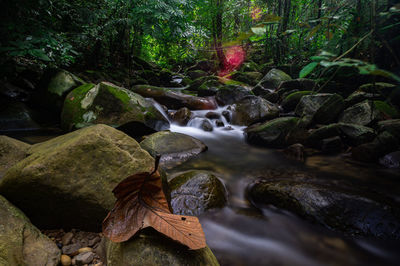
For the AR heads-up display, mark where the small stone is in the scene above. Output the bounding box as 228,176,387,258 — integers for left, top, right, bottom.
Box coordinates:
78,247,93,254
222,110,231,122
74,251,95,266
61,254,72,266
205,111,220,119
215,120,224,127
88,236,101,247
201,119,213,131
62,243,81,256
62,232,74,246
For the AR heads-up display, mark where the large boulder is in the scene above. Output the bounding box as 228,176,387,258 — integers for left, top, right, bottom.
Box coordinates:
306,123,376,148
169,170,227,216
230,71,263,86
32,69,83,113
277,78,316,92
248,177,400,239
215,85,253,106
344,91,382,107
0,195,60,265
0,124,155,230
0,136,30,178
103,229,219,266
131,85,217,110
295,93,344,126
61,82,169,134
140,131,207,168
245,117,299,148
281,91,313,112
253,69,292,93
231,96,279,126
339,100,384,126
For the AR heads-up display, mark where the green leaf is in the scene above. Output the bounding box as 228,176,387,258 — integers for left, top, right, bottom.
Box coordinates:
299,62,318,78
310,56,328,62
251,27,266,35
29,49,51,61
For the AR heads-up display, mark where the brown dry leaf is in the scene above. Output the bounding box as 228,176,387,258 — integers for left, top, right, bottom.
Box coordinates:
102,163,206,250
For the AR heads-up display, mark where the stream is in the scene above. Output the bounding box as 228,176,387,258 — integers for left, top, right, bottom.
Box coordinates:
165,108,400,266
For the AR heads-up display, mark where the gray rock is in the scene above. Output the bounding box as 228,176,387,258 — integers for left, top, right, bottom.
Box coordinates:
62,243,81,256
215,85,253,106
379,151,400,168
378,119,400,139
339,100,384,126
74,251,95,265
140,131,207,168
0,195,60,266
344,91,382,107
171,107,192,126
0,124,155,230
232,96,279,126
169,170,227,216
201,119,214,131
61,232,74,246
253,68,292,91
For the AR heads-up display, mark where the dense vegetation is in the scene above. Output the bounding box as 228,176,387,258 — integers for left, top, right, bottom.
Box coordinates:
1,0,399,73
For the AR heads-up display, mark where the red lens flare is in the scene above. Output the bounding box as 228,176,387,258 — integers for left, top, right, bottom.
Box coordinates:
218,46,246,77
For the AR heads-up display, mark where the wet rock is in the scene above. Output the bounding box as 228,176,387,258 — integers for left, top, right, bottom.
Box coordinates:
321,136,343,154
215,120,224,127
215,85,253,105
344,91,382,107
104,229,219,266
245,117,299,148
169,170,227,216
62,232,74,246
197,79,222,96
0,136,30,178
379,151,400,168
188,76,219,92
131,84,217,110
230,71,263,86
378,119,400,139
0,125,155,230
61,82,169,133
0,195,60,265
171,107,192,126
32,69,83,113
307,123,376,148
222,110,231,122
248,177,400,239
339,100,386,126
62,243,81,256
0,102,42,133
140,131,207,168
281,91,313,112
232,96,279,126
278,78,317,91
295,93,344,126
201,119,214,131
352,131,399,162
253,69,292,92
61,254,72,266
74,251,95,265
283,143,305,162
205,111,220,119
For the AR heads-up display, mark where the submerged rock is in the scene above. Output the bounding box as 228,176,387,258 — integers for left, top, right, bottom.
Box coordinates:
103,229,219,266
140,131,207,168
61,82,169,134
0,195,60,265
245,117,299,148
169,170,227,216
248,177,400,239
0,136,30,178
0,124,155,230
131,84,217,110
232,96,279,126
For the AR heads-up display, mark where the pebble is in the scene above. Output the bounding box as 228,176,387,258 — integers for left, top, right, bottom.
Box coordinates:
88,236,101,247
61,254,72,266
74,251,95,265
62,243,81,256
78,247,93,254
62,232,74,246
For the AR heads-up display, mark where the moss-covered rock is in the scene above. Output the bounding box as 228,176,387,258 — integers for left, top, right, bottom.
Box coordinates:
281,91,313,112
295,93,344,126
230,71,263,86
0,124,155,230
0,136,30,178
61,82,169,133
187,70,208,80
253,68,292,91
339,100,385,126
140,131,207,168
344,91,382,107
248,177,400,239
239,61,260,72
245,117,299,148
0,195,60,265
169,170,227,216
104,229,219,266
306,123,376,148
232,96,279,126
33,69,83,113
131,84,217,110
170,107,193,125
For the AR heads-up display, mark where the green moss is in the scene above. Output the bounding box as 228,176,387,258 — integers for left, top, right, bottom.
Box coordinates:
100,82,131,106
374,100,399,118
285,90,314,101
252,117,299,132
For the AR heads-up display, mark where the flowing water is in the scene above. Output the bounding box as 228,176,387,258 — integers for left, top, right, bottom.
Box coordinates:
165,108,400,266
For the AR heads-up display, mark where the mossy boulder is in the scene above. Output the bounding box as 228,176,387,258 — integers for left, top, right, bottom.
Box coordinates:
230,71,263,86
131,84,217,110
359,82,396,96
197,79,223,96
169,170,227,216
187,59,219,73
295,93,344,126
339,100,385,126
104,229,219,266
248,177,400,239
245,117,299,148
188,76,220,91
232,96,279,126
61,82,169,134
306,123,376,148
0,195,60,265
0,136,30,178
344,91,382,107
239,61,260,72
281,91,313,112
33,69,83,113
140,131,207,168
253,68,292,92
0,124,155,230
